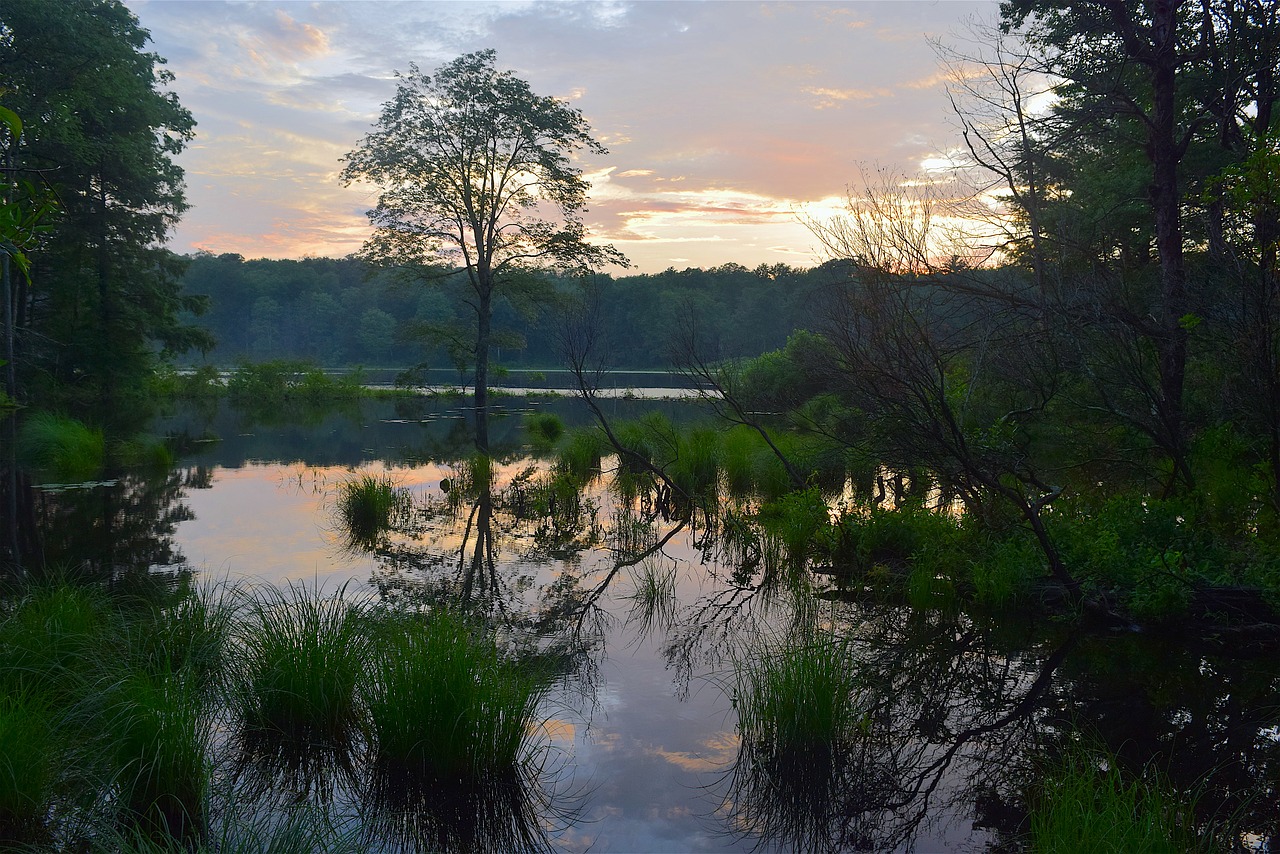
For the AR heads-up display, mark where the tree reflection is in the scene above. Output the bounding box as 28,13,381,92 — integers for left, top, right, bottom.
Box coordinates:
8,464,206,592
713,606,1073,852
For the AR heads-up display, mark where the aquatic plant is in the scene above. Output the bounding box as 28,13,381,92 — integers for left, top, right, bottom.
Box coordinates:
232,585,371,747
334,472,411,550
365,610,546,784
16,412,105,481
1029,742,1204,853
107,669,210,841
556,427,605,482
735,634,865,757
111,435,176,469
668,427,720,498
624,559,679,638
524,411,565,449
0,690,60,844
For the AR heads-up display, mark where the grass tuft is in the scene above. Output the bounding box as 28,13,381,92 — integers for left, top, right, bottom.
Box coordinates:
334,473,411,550
16,412,105,481
232,584,370,748
366,610,546,784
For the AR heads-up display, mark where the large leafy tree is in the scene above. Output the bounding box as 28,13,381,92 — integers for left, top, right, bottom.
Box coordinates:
342,49,626,451
0,0,210,418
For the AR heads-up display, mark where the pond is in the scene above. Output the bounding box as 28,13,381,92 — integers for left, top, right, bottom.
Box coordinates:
10,396,1280,852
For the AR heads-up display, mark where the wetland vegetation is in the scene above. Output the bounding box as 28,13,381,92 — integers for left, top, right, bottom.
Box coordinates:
5,0,1280,850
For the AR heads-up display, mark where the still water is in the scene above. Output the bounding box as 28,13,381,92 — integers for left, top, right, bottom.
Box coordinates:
20,396,1280,852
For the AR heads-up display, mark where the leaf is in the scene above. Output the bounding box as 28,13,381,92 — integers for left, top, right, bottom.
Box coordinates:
0,105,21,142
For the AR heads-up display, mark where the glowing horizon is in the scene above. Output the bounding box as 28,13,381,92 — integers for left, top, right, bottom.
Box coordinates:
125,0,1000,274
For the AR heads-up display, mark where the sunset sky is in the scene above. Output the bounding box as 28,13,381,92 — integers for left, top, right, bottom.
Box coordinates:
124,0,1000,273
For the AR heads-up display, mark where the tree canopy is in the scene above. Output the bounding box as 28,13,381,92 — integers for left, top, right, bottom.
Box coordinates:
0,0,210,419
342,49,626,450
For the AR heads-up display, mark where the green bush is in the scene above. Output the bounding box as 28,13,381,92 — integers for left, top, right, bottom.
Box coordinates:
334,473,411,550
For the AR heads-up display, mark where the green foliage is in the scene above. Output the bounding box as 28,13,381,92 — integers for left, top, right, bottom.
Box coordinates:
1050,493,1218,621
1029,741,1204,854
970,537,1037,608
758,488,830,566
225,361,367,403
233,585,370,746
2,0,210,410
365,610,546,783
334,473,411,550
524,411,565,450
16,412,105,481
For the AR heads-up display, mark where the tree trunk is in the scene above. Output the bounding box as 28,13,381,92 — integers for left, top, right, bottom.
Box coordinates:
473,286,492,453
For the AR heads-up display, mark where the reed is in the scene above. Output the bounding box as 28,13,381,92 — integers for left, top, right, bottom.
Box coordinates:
366,610,546,784
16,412,105,481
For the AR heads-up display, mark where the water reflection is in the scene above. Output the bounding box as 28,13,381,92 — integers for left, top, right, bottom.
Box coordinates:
6,398,1278,851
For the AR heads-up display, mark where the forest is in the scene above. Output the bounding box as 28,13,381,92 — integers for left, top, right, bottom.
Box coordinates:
2,0,1280,852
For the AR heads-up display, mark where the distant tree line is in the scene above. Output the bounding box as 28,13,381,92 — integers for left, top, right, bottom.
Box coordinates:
177,254,838,371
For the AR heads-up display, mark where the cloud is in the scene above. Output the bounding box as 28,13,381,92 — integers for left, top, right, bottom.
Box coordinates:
126,0,1002,272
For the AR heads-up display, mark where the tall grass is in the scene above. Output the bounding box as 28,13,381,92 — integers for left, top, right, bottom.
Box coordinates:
525,412,565,450
107,670,210,842
366,610,546,784
16,412,105,481
334,473,411,550
735,635,864,761
1029,742,1204,853
232,584,371,747
0,691,60,844
556,427,605,482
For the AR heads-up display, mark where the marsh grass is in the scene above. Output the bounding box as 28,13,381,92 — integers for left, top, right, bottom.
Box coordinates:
0,690,60,844
524,412,565,450
16,412,105,481
556,427,605,482
735,635,865,760
112,435,176,469
624,559,679,638
107,669,210,842
365,610,547,785
1029,743,1204,853
757,488,830,568
334,473,411,550
729,633,886,850
668,427,720,498
233,584,371,748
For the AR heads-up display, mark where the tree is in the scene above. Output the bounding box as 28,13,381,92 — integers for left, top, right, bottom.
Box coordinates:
342,50,626,451
1,0,210,418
